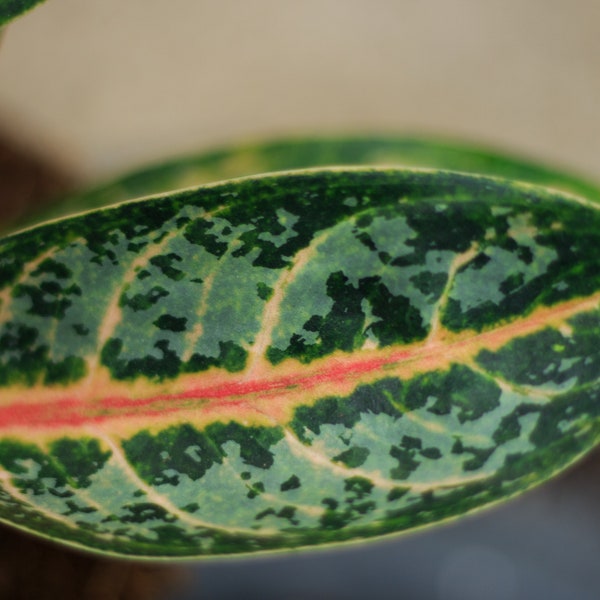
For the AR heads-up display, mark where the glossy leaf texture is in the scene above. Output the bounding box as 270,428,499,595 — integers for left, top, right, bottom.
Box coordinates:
26,136,600,230
0,0,46,26
1,168,600,559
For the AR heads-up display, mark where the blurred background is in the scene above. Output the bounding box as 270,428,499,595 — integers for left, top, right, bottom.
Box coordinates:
1,0,600,182
0,0,599,598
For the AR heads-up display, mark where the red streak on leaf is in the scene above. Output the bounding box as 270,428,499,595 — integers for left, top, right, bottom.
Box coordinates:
0,293,598,432
0,353,393,429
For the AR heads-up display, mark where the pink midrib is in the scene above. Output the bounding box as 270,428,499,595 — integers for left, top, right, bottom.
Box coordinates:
0,292,597,431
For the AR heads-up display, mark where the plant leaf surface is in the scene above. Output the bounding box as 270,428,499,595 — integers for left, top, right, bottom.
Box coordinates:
1,168,600,558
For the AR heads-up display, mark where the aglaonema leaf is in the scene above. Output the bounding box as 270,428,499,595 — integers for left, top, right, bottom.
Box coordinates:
0,0,46,26
1,167,600,559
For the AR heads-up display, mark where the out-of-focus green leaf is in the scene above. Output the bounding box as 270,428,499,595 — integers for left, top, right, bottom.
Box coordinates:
27,136,600,229
0,0,46,26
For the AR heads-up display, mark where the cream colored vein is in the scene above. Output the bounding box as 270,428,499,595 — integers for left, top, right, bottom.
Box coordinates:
181,239,242,363
283,429,488,493
185,412,323,519
245,230,332,376
98,433,278,536
35,440,112,517
255,490,322,518
181,271,216,364
427,242,480,345
214,448,323,519
467,360,563,402
85,228,182,383
0,469,114,538
64,487,106,515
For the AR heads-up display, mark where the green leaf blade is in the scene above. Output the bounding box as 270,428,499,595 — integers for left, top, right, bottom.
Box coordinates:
1,168,600,558
23,136,600,231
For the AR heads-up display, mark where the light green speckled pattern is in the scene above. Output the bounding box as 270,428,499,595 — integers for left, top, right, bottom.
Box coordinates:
1,168,599,558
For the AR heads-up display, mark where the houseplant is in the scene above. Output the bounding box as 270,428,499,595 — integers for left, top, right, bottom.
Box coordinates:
2,1,600,597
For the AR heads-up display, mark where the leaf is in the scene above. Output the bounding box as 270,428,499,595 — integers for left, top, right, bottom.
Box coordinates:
23,136,600,230
1,167,600,559
0,0,46,26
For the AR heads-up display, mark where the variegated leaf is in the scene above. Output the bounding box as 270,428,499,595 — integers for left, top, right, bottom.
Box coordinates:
1,168,600,559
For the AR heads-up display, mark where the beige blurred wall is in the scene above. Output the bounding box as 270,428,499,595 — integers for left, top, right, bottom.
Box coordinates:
0,0,599,183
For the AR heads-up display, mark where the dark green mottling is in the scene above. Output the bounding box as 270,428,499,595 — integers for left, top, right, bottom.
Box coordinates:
320,476,377,531
389,445,421,480
333,446,370,468
477,313,600,389
13,280,80,318
22,136,600,231
0,323,87,386
122,425,224,486
149,254,185,281
246,481,265,499
120,285,170,312
280,475,301,491
206,422,284,470
120,502,177,524
0,439,69,495
290,378,401,443
387,487,410,502
256,282,274,301
1,368,600,557
185,341,248,374
0,167,600,558
43,355,87,384
421,365,501,423
492,404,539,445
184,219,229,257
451,439,495,471
32,258,72,280
4,170,600,382
101,337,182,381
154,314,188,332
